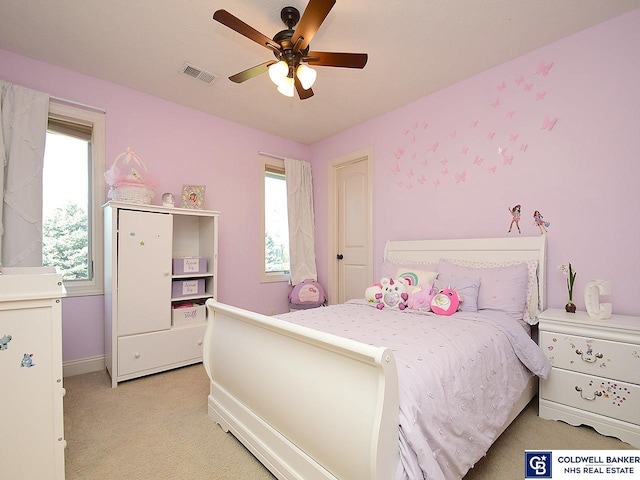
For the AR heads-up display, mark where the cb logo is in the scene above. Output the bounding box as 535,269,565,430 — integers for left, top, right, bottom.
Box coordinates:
525,451,552,478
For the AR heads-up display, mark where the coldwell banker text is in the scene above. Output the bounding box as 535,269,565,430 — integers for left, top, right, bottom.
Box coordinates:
558,455,640,475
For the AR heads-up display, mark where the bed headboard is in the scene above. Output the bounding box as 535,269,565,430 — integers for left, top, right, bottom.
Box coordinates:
384,236,547,311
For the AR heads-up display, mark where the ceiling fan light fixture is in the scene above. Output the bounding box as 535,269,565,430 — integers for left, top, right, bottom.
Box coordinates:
213,2,368,100
268,60,289,86
277,76,295,97
296,64,317,90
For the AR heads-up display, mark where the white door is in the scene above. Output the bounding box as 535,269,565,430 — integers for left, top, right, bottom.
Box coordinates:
117,210,172,335
333,153,372,303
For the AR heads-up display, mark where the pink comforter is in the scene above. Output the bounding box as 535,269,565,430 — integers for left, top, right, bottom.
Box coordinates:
280,300,550,480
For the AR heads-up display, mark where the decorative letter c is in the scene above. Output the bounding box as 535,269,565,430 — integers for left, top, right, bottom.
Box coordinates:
584,279,612,320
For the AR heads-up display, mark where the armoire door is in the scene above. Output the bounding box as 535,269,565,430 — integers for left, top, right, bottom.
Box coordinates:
117,210,172,336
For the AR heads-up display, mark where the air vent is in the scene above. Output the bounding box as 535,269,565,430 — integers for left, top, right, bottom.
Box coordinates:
181,63,219,85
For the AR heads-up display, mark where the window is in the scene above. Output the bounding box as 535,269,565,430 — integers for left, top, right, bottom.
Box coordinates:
259,154,290,283
42,102,105,296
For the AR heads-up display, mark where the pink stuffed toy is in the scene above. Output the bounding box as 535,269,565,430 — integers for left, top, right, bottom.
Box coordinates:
376,277,409,310
407,283,437,310
365,283,383,304
430,287,463,316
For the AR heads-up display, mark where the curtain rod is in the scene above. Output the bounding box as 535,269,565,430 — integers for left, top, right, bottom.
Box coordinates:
258,151,285,161
50,95,106,114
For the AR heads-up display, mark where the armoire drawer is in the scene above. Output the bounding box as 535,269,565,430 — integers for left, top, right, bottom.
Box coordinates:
541,368,640,425
118,323,207,376
539,331,639,383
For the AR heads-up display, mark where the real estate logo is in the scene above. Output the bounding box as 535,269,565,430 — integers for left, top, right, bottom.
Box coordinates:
526,451,552,478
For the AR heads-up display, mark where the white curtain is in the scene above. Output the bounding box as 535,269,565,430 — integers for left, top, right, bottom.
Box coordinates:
0,80,49,267
284,157,317,286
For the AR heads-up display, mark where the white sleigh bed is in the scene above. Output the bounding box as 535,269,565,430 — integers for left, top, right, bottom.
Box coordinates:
203,236,549,479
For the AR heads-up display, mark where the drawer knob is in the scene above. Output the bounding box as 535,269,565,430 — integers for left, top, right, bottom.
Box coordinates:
575,385,603,401
134,352,141,359
575,348,603,363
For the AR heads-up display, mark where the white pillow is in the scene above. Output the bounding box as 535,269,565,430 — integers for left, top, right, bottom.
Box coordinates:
380,260,438,287
395,267,439,288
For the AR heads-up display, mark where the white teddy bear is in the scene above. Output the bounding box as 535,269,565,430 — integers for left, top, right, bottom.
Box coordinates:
376,277,409,310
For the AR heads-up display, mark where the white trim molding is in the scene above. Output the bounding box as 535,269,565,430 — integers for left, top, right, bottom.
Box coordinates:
63,355,105,378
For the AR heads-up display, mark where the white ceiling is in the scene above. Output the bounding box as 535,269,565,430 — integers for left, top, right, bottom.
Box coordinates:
1,0,639,144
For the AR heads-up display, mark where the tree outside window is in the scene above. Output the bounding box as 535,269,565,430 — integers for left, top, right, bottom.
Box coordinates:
260,155,290,283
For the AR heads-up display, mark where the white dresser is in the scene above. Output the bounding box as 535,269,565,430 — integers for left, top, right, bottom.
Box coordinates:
538,308,640,447
0,267,66,479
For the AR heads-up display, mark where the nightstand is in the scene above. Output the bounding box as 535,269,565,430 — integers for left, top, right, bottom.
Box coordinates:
538,308,640,447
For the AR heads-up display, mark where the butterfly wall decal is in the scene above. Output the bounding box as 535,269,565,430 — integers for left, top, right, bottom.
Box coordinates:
536,60,554,76
541,116,558,131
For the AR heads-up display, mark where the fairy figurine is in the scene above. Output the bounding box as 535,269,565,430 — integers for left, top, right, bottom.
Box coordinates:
508,204,521,234
533,210,550,234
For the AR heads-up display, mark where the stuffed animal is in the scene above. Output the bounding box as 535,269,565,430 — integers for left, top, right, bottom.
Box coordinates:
430,287,463,316
376,277,409,310
365,283,383,303
407,283,437,310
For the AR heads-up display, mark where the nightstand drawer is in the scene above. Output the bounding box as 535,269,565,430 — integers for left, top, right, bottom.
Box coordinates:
540,331,639,383
541,368,640,425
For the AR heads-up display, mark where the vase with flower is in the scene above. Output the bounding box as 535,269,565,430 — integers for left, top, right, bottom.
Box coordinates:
559,263,577,312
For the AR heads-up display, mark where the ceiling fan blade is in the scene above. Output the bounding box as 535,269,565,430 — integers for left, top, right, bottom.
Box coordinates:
294,75,314,100
229,61,276,83
305,51,368,69
213,10,281,51
291,0,336,52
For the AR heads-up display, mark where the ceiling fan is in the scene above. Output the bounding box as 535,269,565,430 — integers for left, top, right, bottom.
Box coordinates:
213,0,368,100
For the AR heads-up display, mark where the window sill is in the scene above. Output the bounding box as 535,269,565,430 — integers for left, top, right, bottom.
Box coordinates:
61,280,104,297
260,273,290,284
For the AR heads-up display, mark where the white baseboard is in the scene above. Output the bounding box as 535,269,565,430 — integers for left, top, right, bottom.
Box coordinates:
63,355,105,378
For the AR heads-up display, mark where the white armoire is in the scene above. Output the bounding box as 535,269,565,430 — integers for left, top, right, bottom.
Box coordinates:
104,201,219,387
0,267,66,479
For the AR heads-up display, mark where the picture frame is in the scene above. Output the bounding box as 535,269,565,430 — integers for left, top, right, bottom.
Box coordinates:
181,185,205,209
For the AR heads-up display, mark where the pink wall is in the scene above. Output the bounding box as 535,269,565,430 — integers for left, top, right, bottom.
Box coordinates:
1,49,309,362
311,10,640,317
2,9,639,364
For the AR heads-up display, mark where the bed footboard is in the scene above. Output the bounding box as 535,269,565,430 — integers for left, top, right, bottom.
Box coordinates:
203,300,399,480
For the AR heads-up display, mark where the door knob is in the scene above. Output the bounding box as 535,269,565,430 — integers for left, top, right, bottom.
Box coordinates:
337,254,344,260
